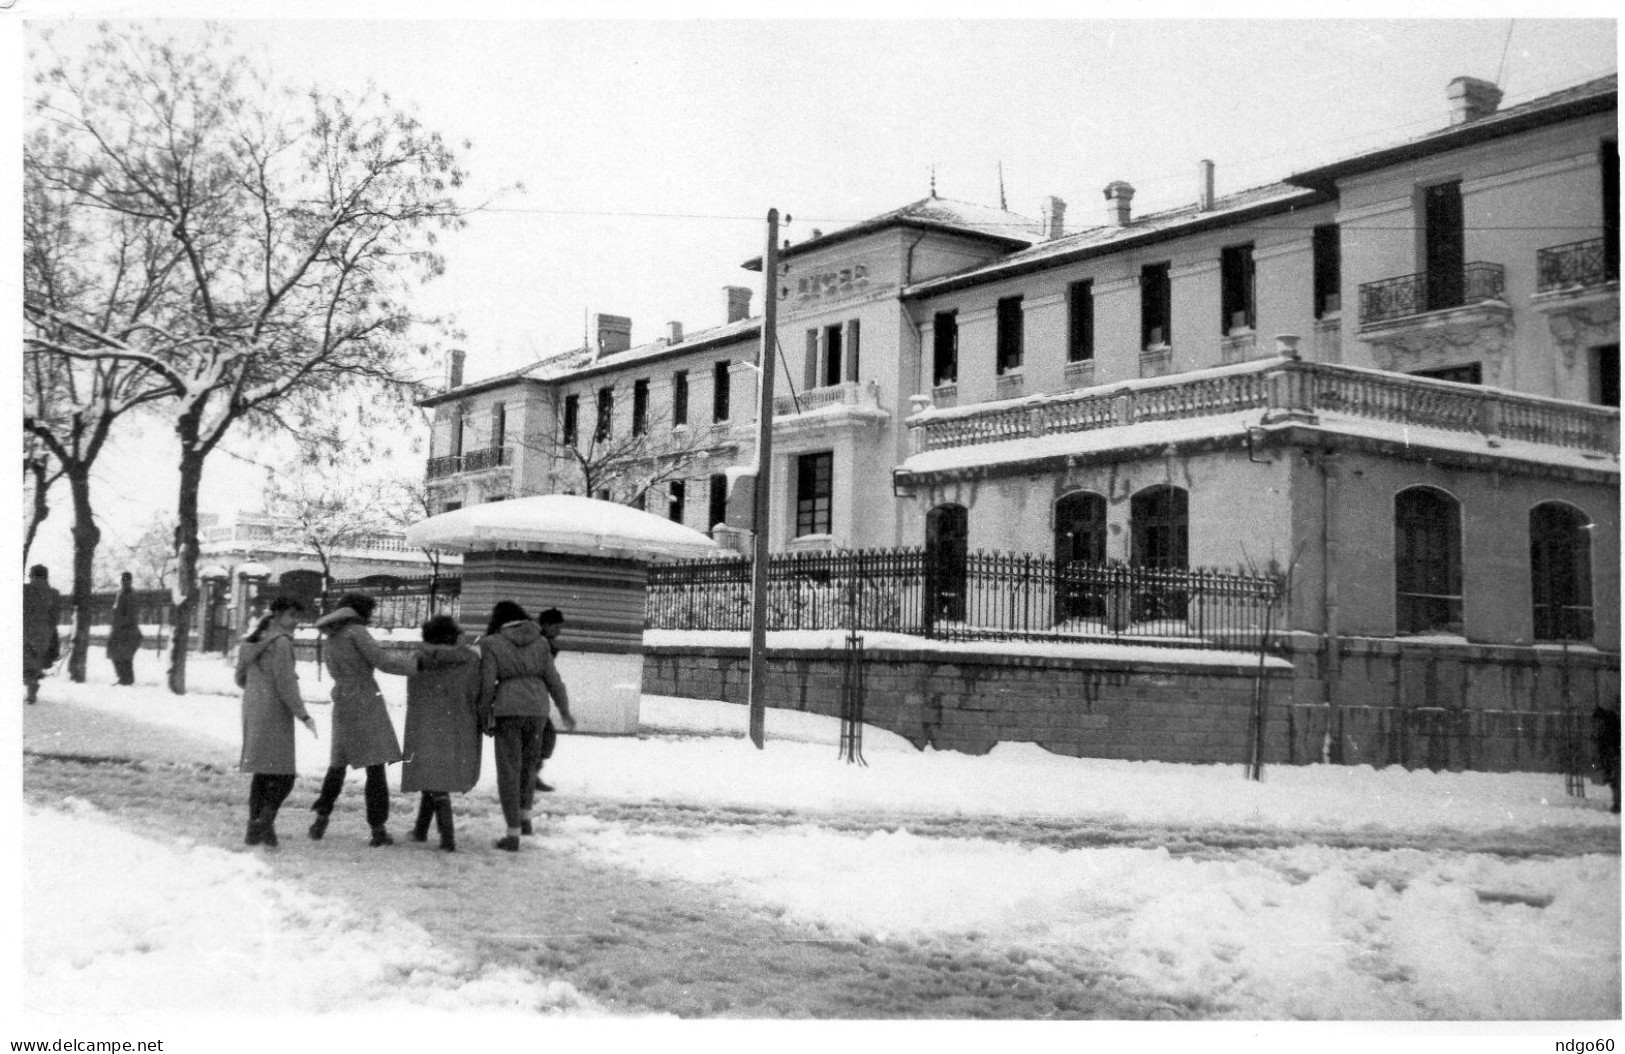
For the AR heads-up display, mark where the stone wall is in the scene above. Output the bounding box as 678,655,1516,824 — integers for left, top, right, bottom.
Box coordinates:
644,641,1291,765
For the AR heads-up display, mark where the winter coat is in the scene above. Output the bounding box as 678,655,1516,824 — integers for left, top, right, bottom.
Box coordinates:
322,622,416,769
106,589,144,661
478,620,569,722
22,581,62,678
401,643,483,794
236,628,310,775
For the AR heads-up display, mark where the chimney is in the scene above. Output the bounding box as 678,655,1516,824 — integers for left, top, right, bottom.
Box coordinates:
1041,195,1067,241
445,349,466,390
1197,160,1215,212
724,285,753,323
594,313,632,355
667,321,684,345
1448,76,1503,125
1103,181,1135,227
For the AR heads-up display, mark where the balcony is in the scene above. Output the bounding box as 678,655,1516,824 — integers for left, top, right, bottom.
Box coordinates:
1536,237,1618,294
901,358,1618,472
767,381,888,439
425,446,511,481
1358,262,1506,328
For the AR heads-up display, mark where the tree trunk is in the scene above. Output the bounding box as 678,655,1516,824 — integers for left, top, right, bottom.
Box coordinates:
65,465,100,683
167,442,205,695
24,459,54,567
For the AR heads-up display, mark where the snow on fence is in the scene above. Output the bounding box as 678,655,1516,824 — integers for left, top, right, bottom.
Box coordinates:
645,547,1286,650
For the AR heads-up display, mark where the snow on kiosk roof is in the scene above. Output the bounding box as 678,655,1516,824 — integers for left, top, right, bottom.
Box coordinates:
404,495,722,561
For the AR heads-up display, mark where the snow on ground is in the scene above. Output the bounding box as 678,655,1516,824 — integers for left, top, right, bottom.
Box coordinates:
19,648,1624,1025
25,799,601,1018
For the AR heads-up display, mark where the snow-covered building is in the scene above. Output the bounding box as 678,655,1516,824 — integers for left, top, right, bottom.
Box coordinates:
421,73,1619,755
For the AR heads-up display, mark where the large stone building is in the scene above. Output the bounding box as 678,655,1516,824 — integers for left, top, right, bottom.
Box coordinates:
422,73,1619,759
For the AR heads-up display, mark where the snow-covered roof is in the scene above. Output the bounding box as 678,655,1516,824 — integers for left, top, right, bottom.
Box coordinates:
743,194,1039,270
403,494,723,561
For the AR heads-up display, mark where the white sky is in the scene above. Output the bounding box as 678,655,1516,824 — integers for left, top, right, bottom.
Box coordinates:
8,6,1620,577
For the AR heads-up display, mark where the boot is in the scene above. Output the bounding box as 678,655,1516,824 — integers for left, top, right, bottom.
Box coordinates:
369,826,394,847
433,796,456,853
308,810,330,840
411,795,434,842
245,817,263,846
493,835,520,852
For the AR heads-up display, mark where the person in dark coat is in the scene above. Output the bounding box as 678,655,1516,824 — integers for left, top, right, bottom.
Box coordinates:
106,571,144,686
236,596,318,847
477,601,574,852
22,565,62,705
402,614,482,852
534,607,565,793
309,594,417,847
1594,703,1621,815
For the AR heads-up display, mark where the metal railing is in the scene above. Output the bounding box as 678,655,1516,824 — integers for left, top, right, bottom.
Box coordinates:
318,573,462,630
1357,261,1505,326
1537,237,1619,293
426,454,463,480
646,547,1285,651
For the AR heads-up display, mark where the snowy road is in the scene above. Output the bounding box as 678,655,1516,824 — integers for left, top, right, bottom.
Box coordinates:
18,650,1622,1023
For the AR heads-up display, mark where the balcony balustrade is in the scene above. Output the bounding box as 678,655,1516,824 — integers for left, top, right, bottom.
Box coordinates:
1536,237,1619,293
1358,262,1506,327
772,380,883,418
425,446,509,480
907,358,1619,460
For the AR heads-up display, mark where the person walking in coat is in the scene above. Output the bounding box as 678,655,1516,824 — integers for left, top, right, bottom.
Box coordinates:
106,571,144,686
22,565,62,705
534,607,566,793
401,614,482,852
236,596,318,847
477,601,575,852
309,594,416,847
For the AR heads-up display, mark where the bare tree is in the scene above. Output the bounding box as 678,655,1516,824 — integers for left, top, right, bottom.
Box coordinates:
22,438,65,568
379,475,453,607
102,514,180,592
26,24,477,692
23,122,178,680
263,464,387,594
521,380,725,509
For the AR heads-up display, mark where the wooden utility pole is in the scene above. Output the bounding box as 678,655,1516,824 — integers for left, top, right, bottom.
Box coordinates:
747,209,781,749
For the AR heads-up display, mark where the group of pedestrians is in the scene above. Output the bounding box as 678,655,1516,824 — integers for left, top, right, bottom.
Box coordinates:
236,591,575,854
21,565,142,700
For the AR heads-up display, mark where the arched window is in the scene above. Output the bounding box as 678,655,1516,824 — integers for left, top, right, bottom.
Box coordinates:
1130,485,1188,569
1054,491,1107,620
924,503,968,625
1130,485,1189,621
1530,502,1593,641
1395,487,1462,634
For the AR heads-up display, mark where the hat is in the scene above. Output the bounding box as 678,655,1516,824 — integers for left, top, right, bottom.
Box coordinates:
314,606,360,629
538,608,564,625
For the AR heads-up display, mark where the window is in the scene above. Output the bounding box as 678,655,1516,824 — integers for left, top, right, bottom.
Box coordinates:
1067,281,1094,363
708,473,729,532
1220,243,1255,334
713,361,730,422
1054,491,1107,619
443,500,463,514
449,414,465,458
595,387,613,442
1423,181,1465,311
1604,139,1620,279
932,311,958,386
1591,344,1619,407
668,480,686,524
630,491,646,511
996,296,1024,374
924,503,968,623
490,402,506,449
1141,263,1171,348
1130,485,1189,620
1313,224,1341,318
1412,363,1482,385
846,319,861,382
804,329,819,391
1530,502,1593,641
632,379,649,436
794,452,833,537
824,323,843,387
595,488,610,501
561,395,579,447
672,370,689,426
1395,487,1462,634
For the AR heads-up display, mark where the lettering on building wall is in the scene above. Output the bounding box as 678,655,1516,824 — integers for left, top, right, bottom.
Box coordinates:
796,261,872,303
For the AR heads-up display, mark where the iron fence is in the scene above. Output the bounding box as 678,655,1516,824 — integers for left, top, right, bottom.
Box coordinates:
317,573,462,630
646,547,1286,651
